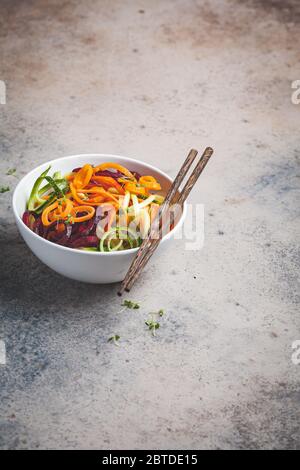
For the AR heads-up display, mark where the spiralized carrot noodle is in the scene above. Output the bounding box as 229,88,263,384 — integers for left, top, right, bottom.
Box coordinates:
92,162,135,180
91,176,125,195
53,198,73,219
41,201,59,226
139,175,161,191
71,205,95,223
73,164,93,189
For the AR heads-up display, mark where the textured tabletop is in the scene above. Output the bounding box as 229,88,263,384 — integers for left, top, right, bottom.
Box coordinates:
0,0,299,449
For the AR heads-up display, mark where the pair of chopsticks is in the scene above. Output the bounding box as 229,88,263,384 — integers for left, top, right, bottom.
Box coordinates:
118,147,214,295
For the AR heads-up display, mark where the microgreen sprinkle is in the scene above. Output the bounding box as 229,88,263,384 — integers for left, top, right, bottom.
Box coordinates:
0,186,10,194
121,300,140,309
145,319,160,336
6,168,16,176
149,308,165,317
108,335,120,346
65,214,73,225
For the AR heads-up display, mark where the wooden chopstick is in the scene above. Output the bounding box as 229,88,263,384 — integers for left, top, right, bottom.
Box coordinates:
177,147,213,206
122,146,213,293
118,149,198,295
117,147,213,295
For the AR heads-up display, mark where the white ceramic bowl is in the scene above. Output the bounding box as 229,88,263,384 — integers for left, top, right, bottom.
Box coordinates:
13,154,186,283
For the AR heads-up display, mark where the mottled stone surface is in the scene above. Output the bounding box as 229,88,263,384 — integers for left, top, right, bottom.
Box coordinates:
0,0,299,450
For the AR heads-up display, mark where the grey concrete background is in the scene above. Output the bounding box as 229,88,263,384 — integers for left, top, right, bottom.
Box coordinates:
0,0,299,450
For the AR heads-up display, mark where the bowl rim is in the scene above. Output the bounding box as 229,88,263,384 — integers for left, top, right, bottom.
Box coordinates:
13,153,187,256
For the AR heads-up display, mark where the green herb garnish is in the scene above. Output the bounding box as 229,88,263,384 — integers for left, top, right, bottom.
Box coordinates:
149,308,165,317
0,186,10,193
145,319,160,336
108,335,120,346
65,213,73,225
44,175,65,199
6,168,16,176
121,300,140,309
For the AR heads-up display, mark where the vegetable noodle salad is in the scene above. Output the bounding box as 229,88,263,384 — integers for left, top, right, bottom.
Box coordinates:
22,163,165,252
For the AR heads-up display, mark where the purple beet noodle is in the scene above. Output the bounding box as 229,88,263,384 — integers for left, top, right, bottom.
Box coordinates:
69,235,99,248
